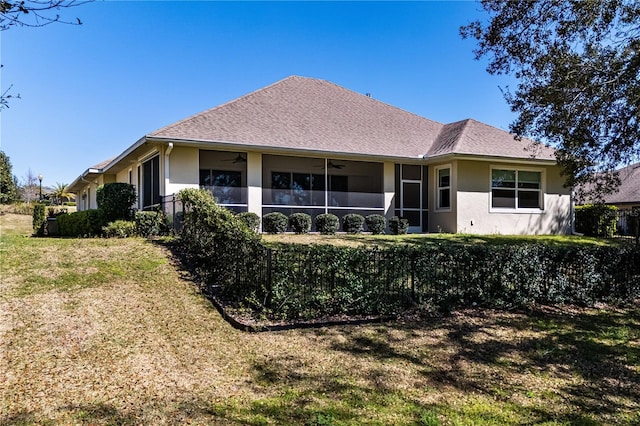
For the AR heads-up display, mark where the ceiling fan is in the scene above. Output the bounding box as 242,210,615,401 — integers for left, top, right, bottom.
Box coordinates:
223,153,247,163
315,160,346,169
328,160,346,169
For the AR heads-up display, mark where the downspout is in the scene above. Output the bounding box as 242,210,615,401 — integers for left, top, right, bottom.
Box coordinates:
164,142,174,199
570,188,582,235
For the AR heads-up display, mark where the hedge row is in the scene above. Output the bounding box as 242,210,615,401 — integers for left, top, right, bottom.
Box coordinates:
56,210,169,237
261,212,391,234
241,243,640,319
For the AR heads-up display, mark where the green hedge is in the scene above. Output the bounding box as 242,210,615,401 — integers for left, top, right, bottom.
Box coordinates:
263,212,288,234
177,189,264,302
57,210,105,237
575,204,618,237
32,203,46,235
97,182,136,222
289,213,312,234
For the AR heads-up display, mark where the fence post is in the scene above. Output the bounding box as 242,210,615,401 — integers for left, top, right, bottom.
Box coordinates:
265,248,273,309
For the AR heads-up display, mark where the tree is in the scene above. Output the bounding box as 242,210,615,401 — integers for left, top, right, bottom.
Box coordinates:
19,168,39,202
461,0,640,199
0,150,18,203
0,0,87,31
51,182,75,204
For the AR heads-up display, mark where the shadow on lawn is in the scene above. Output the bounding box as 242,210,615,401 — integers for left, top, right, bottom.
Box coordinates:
328,307,640,424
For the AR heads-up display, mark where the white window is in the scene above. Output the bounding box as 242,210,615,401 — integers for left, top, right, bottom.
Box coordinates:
436,166,451,210
491,168,542,211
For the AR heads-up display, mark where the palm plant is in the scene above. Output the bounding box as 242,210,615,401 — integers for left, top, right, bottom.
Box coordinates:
51,182,75,205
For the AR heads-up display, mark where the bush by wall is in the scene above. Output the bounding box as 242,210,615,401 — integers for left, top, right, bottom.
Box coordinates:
135,211,169,237
57,209,105,237
97,183,136,223
343,213,365,234
237,212,261,233
177,188,264,302
263,212,288,234
575,204,618,237
103,220,137,238
315,213,339,235
32,203,46,236
389,216,409,235
365,214,386,234
289,213,312,234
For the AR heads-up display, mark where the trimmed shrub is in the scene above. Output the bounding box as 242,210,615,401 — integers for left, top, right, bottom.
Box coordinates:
575,204,618,237
32,203,46,235
315,213,339,235
103,220,137,238
263,212,288,234
57,209,105,237
237,212,261,233
289,213,312,234
177,188,263,301
134,211,169,237
96,182,136,222
343,213,365,234
389,216,409,235
365,214,386,234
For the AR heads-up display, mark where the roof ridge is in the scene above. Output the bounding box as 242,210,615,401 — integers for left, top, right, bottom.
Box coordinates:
321,78,445,127
148,75,303,137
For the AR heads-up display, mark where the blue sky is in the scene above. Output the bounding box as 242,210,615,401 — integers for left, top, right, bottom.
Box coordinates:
1,1,515,187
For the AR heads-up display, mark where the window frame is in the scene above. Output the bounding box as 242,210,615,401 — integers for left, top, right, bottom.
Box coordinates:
489,166,545,213
434,164,452,212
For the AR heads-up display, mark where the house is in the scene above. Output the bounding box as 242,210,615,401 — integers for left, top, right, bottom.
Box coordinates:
599,162,640,210
68,76,572,234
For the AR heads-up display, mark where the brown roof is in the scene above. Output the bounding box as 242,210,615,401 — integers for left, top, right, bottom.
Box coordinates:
604,162,640,205
149,76,554,161
429,119,555,160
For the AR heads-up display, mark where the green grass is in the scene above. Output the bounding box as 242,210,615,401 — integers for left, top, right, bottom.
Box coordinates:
1,213,639,425
261,232,625,248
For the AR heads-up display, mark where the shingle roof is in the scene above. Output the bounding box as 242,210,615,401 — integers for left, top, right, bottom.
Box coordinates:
429,119,555,160
149,76,555,161
604,162,640,204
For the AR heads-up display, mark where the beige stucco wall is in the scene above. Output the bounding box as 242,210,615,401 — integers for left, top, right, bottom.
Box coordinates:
167,146,199,195
455,160,571,235
428,161,457,233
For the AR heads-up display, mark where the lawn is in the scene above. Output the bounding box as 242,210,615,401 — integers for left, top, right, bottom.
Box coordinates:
261,232,625,248
1,213,639,425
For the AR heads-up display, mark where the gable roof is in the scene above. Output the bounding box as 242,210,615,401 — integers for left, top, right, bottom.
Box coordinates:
603,162,640,205
149,76,555,161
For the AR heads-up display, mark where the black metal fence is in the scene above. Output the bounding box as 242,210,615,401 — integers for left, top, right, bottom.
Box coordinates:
160,194,184,231
217,243,640,319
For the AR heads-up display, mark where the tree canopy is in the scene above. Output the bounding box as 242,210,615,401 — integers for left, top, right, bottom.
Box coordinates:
0,150,19,203
461,0,640,199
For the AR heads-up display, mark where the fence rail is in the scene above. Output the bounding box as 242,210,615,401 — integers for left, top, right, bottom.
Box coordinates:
216,243,640,319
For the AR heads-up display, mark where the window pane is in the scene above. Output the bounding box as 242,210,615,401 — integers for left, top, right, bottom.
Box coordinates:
438,168,450,187
271,172,291,189
518,191,541,209
492,189,516,208
199,170,211,187
492,170,516,188
518,171,541,189
402,164,421,180
212,170,241,187
439,188,450,208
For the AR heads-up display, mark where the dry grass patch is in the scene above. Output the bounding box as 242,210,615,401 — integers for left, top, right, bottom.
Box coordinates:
1,216,639,425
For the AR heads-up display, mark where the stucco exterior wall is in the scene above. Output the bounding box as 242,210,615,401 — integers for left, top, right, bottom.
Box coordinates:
428,161,457,233
167,146,199,195
455,160,571,235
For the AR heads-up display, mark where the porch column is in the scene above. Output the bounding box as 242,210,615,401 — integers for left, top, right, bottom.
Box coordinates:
383,161,395,220
246,152,263,226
